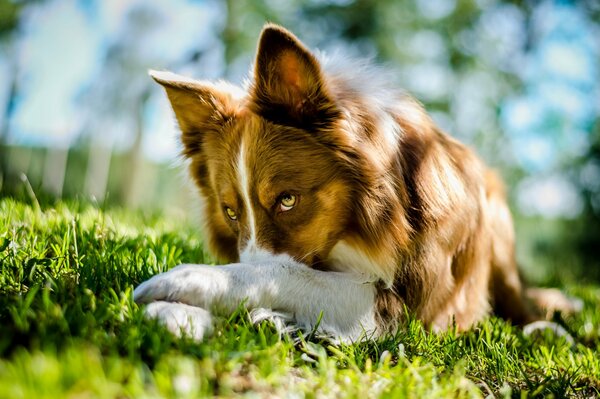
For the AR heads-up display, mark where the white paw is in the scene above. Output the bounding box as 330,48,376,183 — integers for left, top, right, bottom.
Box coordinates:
144,301,213,341
249,307,296,334
523,320,575,345
133,264,226,308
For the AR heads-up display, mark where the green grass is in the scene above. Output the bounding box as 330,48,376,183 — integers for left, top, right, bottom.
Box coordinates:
0,198,599,398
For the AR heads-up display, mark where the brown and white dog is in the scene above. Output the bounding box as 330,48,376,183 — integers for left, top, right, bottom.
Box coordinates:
133,24,578,341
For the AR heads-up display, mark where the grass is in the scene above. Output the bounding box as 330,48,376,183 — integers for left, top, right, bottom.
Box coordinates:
0,197,599,398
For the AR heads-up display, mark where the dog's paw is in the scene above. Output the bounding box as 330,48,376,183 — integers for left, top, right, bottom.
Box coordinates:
249,307,296,334
526,288,584,319
134,265,196,304
143,301,213,341
133,264,225,307
523,320,575,345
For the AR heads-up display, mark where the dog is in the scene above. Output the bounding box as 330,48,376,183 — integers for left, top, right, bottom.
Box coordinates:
133,24,579,342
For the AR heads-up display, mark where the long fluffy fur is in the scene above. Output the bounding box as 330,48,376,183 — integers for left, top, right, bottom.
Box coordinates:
135,24,579,340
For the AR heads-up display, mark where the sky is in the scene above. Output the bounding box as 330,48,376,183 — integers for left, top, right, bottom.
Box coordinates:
1,0,223,155
0,0,598,218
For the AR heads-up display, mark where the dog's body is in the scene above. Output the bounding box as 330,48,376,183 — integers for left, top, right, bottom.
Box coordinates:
134,25,575,341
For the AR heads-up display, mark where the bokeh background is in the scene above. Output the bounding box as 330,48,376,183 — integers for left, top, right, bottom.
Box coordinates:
0,0,598,283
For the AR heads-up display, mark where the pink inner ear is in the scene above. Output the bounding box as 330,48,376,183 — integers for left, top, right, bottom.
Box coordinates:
279,51,302,90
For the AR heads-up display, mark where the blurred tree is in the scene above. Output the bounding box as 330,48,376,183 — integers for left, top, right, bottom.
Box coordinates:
571,120,600,280
78,4,161,205
0,0,47,195
0,0,23,189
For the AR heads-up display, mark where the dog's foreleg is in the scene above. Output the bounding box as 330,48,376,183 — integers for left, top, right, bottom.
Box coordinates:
133,259,378,341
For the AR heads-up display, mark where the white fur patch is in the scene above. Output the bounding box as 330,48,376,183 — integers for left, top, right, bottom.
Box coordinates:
236,136,278,263
379,111,401,151
329,240,392,286
236,136,259,256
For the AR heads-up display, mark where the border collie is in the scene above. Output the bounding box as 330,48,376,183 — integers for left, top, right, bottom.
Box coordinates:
134,24,578,342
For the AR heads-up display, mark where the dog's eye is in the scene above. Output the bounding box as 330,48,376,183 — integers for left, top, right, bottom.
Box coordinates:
225,207,238,220
279,193,297,212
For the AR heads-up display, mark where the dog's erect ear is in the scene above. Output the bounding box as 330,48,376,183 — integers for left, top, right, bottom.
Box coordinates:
149,70,242,156
250,24,338,128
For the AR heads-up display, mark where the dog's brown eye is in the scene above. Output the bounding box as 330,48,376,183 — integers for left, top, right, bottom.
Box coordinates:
225,207,238,220
279,193,297,212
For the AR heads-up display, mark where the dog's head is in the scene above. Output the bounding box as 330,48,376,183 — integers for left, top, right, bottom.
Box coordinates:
151,24,361,266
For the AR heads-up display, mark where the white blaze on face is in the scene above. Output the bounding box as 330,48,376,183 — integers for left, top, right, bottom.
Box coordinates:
237,136,272,262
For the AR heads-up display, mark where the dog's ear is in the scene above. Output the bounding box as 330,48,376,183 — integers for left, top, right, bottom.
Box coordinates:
149,70,241,157
250,24,338,129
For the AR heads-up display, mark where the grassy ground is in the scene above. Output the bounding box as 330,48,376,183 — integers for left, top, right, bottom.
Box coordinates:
0,197,599,398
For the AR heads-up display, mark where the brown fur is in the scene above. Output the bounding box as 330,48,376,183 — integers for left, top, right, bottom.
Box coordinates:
151,24,574,334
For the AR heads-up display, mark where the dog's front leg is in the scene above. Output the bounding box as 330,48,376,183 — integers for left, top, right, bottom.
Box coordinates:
133,260,378,342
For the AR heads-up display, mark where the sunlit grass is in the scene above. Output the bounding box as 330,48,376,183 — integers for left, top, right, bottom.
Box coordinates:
0,198,599,398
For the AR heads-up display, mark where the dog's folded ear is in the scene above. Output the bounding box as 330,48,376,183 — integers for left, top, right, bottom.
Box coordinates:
250,24,338,129
149,70,242,156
